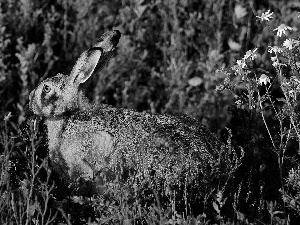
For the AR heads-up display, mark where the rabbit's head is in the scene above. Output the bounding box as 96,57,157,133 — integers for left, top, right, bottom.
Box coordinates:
28,30,121,117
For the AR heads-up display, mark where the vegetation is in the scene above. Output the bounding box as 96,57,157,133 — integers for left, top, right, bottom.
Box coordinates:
1,0,300,224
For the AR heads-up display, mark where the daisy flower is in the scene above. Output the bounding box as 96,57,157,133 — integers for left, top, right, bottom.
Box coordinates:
283,39,294,50
268,46,283,54
244,48,258,60
274,24,294,37
259,74,270,85
256,10,273,21
237,59,246,68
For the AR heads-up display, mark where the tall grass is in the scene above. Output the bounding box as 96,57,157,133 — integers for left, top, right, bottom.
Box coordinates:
1,0,300,224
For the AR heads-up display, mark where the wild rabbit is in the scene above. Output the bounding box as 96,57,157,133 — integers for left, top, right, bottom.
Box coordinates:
28,30,222,193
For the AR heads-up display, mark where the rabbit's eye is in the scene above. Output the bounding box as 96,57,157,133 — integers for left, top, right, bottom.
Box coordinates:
43,84,51,93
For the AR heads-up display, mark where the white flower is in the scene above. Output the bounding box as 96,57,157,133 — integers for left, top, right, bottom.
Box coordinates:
231,65,241,73
235,99,242,106
272,60,280,67
283,39,294,50
237,59,246,68
274,24,294,37
244,48,258,60
259,74,270,85
270,56,277,62
268,46,283,54
256,10,273,21
282,39,300,50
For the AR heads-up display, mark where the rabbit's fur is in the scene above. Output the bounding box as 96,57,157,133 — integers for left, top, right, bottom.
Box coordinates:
28,30,221,190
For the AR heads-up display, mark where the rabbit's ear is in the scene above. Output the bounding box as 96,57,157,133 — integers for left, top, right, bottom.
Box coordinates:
69,30,121,86
69,47,103,85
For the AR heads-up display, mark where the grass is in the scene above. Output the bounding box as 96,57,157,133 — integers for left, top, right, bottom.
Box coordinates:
1,0,300,224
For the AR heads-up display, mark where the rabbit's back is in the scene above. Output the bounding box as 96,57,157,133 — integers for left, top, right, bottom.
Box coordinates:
49,104,220,184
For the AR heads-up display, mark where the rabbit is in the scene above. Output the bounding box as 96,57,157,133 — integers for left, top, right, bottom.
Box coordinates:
27,30,222,192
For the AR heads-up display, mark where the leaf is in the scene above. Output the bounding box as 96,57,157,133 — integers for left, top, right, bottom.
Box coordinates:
273,210,283,215
134,5,148,18
234,5,247,20
212,202,219,213
228,39,241,51
236,211,245,221
28,203,39,216
276,98,286,103
188,216,197,225
188,77,203,87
